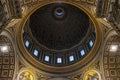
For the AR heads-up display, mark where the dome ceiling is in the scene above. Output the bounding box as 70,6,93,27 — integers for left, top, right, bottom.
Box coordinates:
29,3,90,50
22,2,96,67
18,2,102,74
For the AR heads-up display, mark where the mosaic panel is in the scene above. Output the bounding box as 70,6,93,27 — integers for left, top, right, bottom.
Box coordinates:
103,36,120,79
18,71,34,80
0,36,15,80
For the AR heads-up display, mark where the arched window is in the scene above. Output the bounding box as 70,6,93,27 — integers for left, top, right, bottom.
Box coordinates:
33,49,39,56
44,55,50,62
57,57,62,63
25,40,30,47
89,40,93,47
69,55,74,62
80,49,85,56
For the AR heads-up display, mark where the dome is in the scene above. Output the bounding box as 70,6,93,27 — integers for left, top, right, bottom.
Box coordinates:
23,3,96,66
17,2,101,74
28,3,91,50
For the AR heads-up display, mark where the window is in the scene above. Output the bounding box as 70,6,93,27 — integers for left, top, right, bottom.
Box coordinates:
69,55,74,62
57,57,62,63
45,56,50,62
25,40,30,47
33,49,39,56
80,49,85,56
89,40,93,47
0,45,9,53
110,45,118,52
22,30,24,34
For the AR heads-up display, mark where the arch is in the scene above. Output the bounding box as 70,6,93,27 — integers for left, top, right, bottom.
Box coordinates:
0,35,16,80
102,30,120,80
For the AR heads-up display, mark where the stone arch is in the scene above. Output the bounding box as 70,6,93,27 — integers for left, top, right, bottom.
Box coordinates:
102,33,120,80
0,35,16,80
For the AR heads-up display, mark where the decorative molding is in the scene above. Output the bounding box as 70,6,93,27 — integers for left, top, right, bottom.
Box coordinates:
107,0,120,35
96,0,111,18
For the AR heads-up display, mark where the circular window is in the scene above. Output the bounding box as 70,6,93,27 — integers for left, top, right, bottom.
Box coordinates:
54,7,65,19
